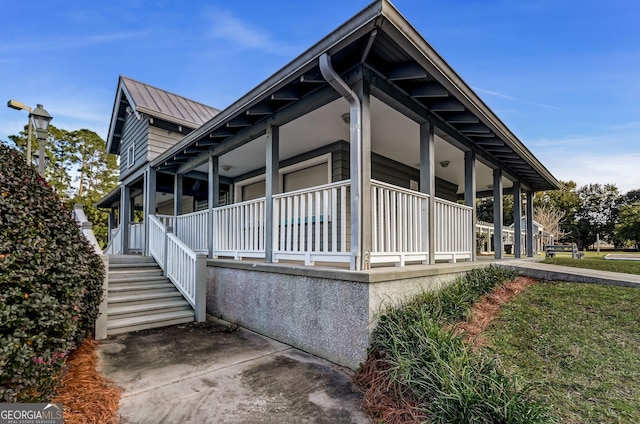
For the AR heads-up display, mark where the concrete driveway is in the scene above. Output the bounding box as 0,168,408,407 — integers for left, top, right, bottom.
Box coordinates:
97,318,370,423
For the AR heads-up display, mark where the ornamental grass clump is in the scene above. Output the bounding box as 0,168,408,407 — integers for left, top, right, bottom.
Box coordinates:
358,265,550,423
0,144,105,402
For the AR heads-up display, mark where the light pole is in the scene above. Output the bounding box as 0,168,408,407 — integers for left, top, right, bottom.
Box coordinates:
30,104,53,176
6,99,33,163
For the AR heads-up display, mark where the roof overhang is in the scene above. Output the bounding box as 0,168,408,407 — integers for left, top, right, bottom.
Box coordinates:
151,0,561,192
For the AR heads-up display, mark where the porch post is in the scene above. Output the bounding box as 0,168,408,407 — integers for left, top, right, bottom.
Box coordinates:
173,174,183,216
355,73,372,269
120,184,130,254
464,151,477,261
108,209,116,239
493,169,503,259
526,190,535,257
420,120,435,264
513,181,522,258
265,122,279,263
208,153,219,258
144,167,157,256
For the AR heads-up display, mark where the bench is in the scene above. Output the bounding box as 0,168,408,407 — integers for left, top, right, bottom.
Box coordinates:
545,243,584,259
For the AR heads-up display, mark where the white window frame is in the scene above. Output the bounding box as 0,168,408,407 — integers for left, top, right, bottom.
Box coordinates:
127,144,135,169
234,153,332,202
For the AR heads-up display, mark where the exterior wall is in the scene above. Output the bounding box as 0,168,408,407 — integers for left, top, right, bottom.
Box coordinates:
119,112,149,180
206,261,486,368
147,125,185,162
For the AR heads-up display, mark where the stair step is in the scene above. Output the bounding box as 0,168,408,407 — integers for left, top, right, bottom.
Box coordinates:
109,275,170,285
108,255,156,264
107,310,194,334
108,291,183,305
108,282,175,295
109,262,160,269
108,299,191,317
109,268,163,276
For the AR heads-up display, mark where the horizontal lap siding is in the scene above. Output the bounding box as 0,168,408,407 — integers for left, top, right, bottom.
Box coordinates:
147,125,185,162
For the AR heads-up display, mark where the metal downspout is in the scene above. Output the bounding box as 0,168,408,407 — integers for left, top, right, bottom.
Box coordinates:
319,53,362,270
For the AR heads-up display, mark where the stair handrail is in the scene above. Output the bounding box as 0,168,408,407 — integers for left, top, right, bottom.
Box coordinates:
72,203,102,255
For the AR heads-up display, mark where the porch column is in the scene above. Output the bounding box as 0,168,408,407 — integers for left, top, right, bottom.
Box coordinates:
355,74,372,270
526,190,534,257
173,174,183,216
144,167,157,256
420,120,435,264
265,122,280,263
120,184,131,254
208,153,219,258
513,181,522,258
464,151,477,261
493,169,503,259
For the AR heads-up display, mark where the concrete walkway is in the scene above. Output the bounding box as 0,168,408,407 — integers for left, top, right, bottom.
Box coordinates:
97,319,370,424
506,257,640,289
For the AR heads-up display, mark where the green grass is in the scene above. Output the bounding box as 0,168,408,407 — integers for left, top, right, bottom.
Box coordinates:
485,282,640,424
542,251,640,275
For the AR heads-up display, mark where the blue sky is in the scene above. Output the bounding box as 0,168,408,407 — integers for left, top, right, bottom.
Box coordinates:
1,0,638,193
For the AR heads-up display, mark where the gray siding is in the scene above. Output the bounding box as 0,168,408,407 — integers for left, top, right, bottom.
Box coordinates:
147,125,185,162
119,113,149,180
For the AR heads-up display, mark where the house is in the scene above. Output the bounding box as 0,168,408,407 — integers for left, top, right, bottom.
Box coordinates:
97,0,561,368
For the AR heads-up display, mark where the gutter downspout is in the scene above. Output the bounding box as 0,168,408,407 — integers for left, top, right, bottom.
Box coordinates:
319,53,363,271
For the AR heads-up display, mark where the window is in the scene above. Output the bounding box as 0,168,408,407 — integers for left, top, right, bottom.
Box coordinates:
235,153,332,202
127,145,135,168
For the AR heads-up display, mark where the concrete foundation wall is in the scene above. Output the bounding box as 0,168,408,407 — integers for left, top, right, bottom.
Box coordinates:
206,261,486,369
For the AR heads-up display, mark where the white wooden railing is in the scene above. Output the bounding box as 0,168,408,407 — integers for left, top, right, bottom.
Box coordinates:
148,214,206,322
370,180,428,266
104,226,122,255
175,210,209,253
212,198,266,259
129,222,144,251
148,215,167,269
434,198,473,262
273,180,350,265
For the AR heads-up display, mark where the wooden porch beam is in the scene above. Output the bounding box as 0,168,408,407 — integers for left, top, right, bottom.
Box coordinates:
246,103,274,116
265,122,280,263
428,99,466,112
410,83,449,98
420,121,436,264
387,62,428,81
465,151,477,261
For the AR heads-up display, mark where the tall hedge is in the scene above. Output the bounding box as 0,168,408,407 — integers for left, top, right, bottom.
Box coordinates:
0,144,105,402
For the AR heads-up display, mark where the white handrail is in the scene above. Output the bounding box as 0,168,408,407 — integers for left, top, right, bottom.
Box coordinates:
148,215,166,268
129,222,144,251
212,197,266,258
104,226,122,255
434,198,473,256
72,204,102,255
273,180,350,265
371,181,428,255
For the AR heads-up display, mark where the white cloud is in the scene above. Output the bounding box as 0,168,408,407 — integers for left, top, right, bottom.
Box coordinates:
473,87,561,110
0,31,147,55
205,9,297,56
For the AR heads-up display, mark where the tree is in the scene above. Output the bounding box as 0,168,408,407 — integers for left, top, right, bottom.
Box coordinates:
615,203,640,250
574,183,620,249
533,180,580,242
7,125,118,247
534,205,566,241
476,195,514,226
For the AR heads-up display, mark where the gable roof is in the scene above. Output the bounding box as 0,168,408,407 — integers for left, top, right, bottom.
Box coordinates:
106,76,219,154
150,0,561,192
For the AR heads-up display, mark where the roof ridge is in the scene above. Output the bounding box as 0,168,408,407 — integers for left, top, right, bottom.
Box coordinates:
119,75,220,112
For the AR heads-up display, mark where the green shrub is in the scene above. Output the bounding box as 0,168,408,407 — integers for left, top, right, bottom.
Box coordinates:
368,265,549,423
0,144,105,402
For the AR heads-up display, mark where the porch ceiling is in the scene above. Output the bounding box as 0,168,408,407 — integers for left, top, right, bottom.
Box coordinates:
151,0,560,192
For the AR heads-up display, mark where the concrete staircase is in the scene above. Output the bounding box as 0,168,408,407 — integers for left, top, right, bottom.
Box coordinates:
107,255,194,335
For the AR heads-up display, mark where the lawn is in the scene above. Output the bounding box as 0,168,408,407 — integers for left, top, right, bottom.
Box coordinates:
485,282,640,424
542,251,640,275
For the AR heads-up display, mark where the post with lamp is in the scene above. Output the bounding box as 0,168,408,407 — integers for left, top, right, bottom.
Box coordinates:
30,104,53,176
6,99,33,163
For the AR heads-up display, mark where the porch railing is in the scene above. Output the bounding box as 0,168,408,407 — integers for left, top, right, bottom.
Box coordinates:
272,180,350,265
212,198,266,259
104,226,122,255
175,210,209,253
129,222,144,252
370,180,428,266
434,198,473,262
148,214,206,322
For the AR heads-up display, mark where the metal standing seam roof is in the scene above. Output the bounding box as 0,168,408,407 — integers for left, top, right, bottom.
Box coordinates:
106,76,220,154
149,0,561,192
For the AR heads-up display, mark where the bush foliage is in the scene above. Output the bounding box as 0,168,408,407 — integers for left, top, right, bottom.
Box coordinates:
368,265,550,423
0,144,105,402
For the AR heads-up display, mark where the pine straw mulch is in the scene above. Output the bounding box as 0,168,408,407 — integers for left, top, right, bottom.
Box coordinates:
52,338,122,424
353,275,537,424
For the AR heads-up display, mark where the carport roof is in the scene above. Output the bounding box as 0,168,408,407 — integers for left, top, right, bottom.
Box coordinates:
151,0,561,192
